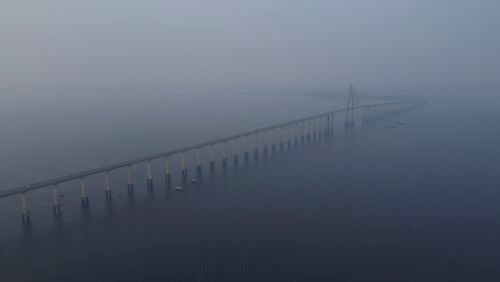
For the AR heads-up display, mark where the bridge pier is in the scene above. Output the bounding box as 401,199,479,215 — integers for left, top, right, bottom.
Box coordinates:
313,118,317,141
326,115,330,135
293,123,298,146
315,117,323,140
181,152,188,180
307,120,312,143
243,137,249,162
279,128,284,150
21,192,30,224
300,122,305,144
325,115,330,136
210,145,215,171
287,127,291,148
253,134,259,160
127,165,134,193
52,184,61,215
319,117,323,139
233,142,238,164
263,132,268,156
331,113,335,134
222,142,228,167
271,129,276,153
105,171,112,201
196,148,202,174
80,178,89,207
164,157,171,185
147,160,154,189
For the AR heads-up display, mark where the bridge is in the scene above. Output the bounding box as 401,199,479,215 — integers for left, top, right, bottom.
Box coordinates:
0,88,426,223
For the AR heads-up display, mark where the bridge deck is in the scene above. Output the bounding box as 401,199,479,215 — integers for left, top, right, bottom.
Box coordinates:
0,100,425,199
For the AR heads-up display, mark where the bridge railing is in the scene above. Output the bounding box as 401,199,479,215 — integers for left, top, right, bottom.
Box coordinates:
0,98,426,223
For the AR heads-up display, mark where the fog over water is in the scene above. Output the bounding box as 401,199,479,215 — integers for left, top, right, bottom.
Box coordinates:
1,1,500,281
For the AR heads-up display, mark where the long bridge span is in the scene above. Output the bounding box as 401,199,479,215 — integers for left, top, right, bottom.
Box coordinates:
0,92,426,223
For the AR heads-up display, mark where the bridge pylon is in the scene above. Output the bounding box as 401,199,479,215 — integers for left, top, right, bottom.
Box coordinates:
344,84,355,129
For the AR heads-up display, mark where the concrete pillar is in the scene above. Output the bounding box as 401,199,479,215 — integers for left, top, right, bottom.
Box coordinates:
147,160,153,189
210,145,215,171
318,117,322,138
233,141,238,163
196,148,202,174
279,127,284,150
52,184,61,215
330,113,335,134
105,171,112,201
328,114,332,134
270,128,276,154
326,115,329,135
331,114,334,132
244,136,249,161
127,165,134,193
301,121,305,144
325,115,328,136
318,117,321,138
286,126,291,148
164,157,171,184
222,142,227,167
253,133,259,159
324,116,328,136
317,117,321,139
263,131,269,156
21,192,30,224
80,178,89,207
307,120,312,142
181,152,188,180
292,122,299,147
313,118,317,140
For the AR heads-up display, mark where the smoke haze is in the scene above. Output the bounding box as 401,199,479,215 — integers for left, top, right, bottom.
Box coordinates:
1,0,499,93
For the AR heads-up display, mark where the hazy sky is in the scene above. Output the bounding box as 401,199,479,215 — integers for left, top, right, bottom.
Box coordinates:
1,0,499,93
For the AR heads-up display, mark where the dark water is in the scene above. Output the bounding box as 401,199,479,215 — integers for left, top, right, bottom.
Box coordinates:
1,94,500,281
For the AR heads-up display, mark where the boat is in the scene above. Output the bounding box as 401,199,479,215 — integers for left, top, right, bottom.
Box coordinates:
174,186,184,191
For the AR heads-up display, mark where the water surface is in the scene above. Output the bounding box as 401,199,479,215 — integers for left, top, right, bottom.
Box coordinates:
1,93,500,281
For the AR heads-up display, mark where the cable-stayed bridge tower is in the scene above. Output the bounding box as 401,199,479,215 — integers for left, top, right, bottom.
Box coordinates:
344,84,355,129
